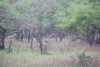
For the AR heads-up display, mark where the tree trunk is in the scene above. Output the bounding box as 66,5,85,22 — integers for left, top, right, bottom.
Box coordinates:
31,37,33,49
56,37,57,42
89,30,95,46
60,36,62,42
16,32,20,40
39,40,42,53
21,34,23,42
0,40,2,49
2,32,5,50
28,34,30,42
26,34,28,39
38,38,43,53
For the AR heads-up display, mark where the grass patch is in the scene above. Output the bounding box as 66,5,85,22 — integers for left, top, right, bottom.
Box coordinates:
1,39,100,67
85,51,100,56
0,50,5,54
51,42,62,45
0,49,100,67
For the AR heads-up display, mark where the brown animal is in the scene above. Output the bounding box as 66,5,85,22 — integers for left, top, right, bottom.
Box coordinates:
47,34,56,38
7,34,16,39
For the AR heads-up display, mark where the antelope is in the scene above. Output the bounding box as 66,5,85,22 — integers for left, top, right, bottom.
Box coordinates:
47,34,56,38
7,34,16,39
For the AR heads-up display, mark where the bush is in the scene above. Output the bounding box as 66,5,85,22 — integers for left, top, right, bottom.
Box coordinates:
70,51,99,67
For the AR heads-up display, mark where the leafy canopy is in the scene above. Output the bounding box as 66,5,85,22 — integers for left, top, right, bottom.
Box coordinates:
59,0,100,34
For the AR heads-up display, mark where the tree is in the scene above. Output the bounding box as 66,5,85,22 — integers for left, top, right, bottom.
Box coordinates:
43,0,67,40
30,0,54,52
0,1,19,49
14,0,54,52
59,0,100,46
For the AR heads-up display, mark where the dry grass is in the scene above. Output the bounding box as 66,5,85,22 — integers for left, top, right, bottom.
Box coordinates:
0,37,100,67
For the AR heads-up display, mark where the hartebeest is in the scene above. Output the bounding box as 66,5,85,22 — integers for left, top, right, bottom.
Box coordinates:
7,34,16,39
47,34,56,38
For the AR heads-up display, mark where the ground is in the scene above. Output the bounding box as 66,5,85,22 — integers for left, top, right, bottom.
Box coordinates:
0,37,100,67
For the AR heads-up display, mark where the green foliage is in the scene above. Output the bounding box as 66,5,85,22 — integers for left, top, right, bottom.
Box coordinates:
0,1,9,22
77,48,86,60
0,1,19,31
13,0,35,28
59,0,100,34
78,52,85,60
71,48,94,67
50,2,67,20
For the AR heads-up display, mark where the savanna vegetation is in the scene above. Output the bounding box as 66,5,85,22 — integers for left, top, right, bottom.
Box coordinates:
0,0,100,67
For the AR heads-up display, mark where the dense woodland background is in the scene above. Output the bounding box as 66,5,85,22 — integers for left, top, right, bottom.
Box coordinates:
0,0,100,67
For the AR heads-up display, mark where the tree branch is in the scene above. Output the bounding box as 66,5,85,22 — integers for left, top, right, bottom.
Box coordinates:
0,26,5,31
5,30,17,37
